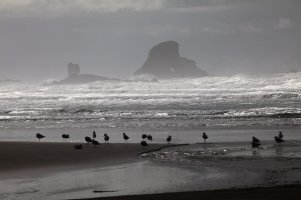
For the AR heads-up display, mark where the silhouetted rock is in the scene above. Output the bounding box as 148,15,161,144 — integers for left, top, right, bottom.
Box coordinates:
134,41,208,79
51,63,119,85
56,73,115,84
68,62,80,77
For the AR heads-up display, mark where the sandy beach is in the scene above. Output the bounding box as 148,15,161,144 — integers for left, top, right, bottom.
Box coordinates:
1,140,301,200
0,141,171,178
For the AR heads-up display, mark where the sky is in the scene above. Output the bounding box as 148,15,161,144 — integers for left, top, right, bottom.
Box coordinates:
0,0,300,81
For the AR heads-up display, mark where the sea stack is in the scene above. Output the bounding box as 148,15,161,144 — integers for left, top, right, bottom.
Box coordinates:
50,63,118,84
134,41,208,79
68,62,80,77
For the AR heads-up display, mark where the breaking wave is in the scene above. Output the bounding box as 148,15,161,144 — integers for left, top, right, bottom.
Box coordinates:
0,72,301,129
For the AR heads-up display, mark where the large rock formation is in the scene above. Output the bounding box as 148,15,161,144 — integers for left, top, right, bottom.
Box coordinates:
134,41,208,79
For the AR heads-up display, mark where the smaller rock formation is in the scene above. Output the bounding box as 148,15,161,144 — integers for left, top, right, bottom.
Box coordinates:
134,41,208,79
51,63,118,85
68,62,80,77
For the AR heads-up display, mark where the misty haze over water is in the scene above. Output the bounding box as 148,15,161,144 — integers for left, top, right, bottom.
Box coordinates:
0,0,301,81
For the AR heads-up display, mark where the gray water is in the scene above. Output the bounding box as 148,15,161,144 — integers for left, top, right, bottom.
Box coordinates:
1,73,301,131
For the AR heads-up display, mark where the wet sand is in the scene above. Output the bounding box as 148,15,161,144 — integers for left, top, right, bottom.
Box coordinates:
80,184,301,200
1,141,301,200
0,141,172,178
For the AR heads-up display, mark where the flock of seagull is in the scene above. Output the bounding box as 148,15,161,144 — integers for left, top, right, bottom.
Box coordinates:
35,131,173,150
35,130,285,150
251,131,285,148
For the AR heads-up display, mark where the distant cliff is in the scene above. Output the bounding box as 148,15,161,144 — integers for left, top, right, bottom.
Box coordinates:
134,41,208,79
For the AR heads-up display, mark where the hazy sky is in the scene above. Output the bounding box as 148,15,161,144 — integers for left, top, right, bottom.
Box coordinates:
0,0,300,81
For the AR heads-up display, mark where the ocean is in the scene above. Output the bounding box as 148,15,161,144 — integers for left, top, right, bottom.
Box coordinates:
0,72,301,142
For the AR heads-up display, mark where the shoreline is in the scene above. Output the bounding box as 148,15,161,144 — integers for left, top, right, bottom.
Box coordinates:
0,141,173,179
75,184,301,200
1,140,301,199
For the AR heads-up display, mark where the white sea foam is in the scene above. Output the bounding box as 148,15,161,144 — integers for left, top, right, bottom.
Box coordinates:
0,73,301,129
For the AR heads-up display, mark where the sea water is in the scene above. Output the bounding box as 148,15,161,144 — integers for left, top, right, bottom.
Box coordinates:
0,73,301,142
1,73,301,130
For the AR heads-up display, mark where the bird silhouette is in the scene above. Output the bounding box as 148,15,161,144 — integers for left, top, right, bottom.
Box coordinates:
36,133,45,142
252,136,260,143
251,136,261,148
85,136,93,144
74,144,83,150
166,135,172,144
142,134,147,141
62,134,70,142
92,139,100,146
274,136,285,144
104,133,110,143
140,140,148,148
93,131,97,139
252,141,261,148
147,134,153,142
202,132,208,143
123,133,129,142
278,131,283,139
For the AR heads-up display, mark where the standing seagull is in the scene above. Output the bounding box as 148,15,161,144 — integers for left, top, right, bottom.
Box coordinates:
202,132,208,143
123,133,129,142
92,139,100,147
278,131,283,139
274,136,285,145
36,133,45,142
142,134,147,141
147,134,153,142
251,136,261,148
85,136,93,144
252,136,260,143
166,135,172,144
62,134,70,142
93,131,97,139
104,133,110,143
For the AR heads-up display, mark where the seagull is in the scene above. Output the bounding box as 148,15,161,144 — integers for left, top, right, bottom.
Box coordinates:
147,134,153,142
104,133,110,143
142,134,147,141
166,135,172,144
202,132,208,143
62,134,70,142
93,131,97,139
36,133,45,142
85,136,93,144
92,139,100,146
140,140,148,148
74,144,83,150
252,141,261,148
123,133,129,142
252,136,260,143
274,136,285,144
278,131,283,139
251,136,261,148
